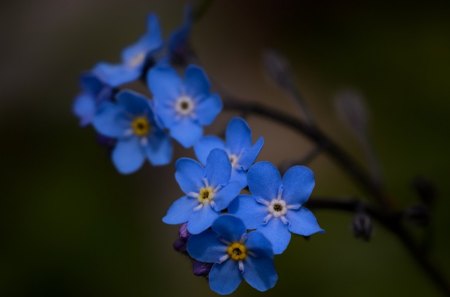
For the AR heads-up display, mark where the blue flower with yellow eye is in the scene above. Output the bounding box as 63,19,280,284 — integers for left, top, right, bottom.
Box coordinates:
72,73,113,126
162,149,243,234
147,63,222,148
194,117,264,187
229,162,324,254
93,14,162,87
92,90,172,174
187,215,278,295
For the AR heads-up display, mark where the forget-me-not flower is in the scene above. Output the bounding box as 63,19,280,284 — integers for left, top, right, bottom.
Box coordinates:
93,14,162,87
162,149,243,234
229,162,323,254
72,73,113,126
194,117,264,187
187,215,278,295
147,63,222,148
93,90,172,174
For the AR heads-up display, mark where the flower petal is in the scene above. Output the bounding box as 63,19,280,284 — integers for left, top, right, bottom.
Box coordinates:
230,169,248,188
258,218,291,255
242,254,278,292
226,117,252,153
245,231,273,258
209,261,242,295
212,182,243,212
170,119,203,148
193,136,225,165
247,162,281,201
93,63,140,87
147,64,182,102
211,214,246,243
116,90,151,116
145,132,173,166
92,102,128,138
162,196,197,225
175,158,204,194
286,207,324,236
205,149,231,187
282,165,315,205
73,94,95,126
187,229,227,263
195,94,222,126
112,138,145,174
187,205,219,234
228,195,267,230
184,65,211,97
238,137,264,170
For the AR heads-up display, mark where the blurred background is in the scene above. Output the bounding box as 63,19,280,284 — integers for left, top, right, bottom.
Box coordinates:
1,0,450,296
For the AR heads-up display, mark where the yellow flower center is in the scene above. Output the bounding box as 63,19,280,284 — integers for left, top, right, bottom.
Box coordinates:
227,242,247,261
198,187,215,204
131,116,151,137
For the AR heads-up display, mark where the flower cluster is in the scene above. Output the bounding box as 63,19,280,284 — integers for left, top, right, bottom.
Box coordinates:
73,9,323,295
73,11,221,174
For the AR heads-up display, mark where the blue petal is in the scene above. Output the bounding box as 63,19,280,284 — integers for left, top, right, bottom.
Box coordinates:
209,261,242,295
175,158,204,194
247,162,282,201
193,136,225,165
212,182,243,212
184,65,211,97
116,90,151,116
228,195,267,230
145,132,173,166
226,117,252,153
170,119,203,148
205,149,231,187
230,169,248,188
147,64,183,102
73,94,95,126
80,73,104,95
286,207,324,236
187,229,227,263
245,231,273,258
145,13,162,47
195,94,222,126
168,6,192,57
93,62,140,87
242,254,278,292
153,101,178,129
281,165,315,205
162,196,197,225
112,137,145,174
238,137,264,170
211,214,246,242
187,205,219,234
92,102,128,138
258,218,291,255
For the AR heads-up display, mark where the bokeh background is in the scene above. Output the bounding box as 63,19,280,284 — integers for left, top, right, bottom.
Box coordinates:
1,0,450,296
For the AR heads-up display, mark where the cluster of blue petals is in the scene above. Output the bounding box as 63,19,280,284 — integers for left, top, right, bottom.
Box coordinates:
73,10,221,174
163,118,323,294
73,8,324,295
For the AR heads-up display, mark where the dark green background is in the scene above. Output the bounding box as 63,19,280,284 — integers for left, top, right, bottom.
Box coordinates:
1,0,449,296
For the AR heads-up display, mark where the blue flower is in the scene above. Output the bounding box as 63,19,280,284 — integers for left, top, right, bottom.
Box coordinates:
93,14,162,87
187,215,278,295
194,117,264,187
72,73,113,126
92,90,172,174
162,149,243,234
229,162,323,254
147,63,222,148
168,5,192,65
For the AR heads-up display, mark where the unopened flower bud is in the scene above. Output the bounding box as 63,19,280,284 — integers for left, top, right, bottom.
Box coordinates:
192,260,212,277
352,211,372,241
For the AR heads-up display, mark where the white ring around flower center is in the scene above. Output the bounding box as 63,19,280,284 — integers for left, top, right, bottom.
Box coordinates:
267,199,287,217
175,95,195,116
